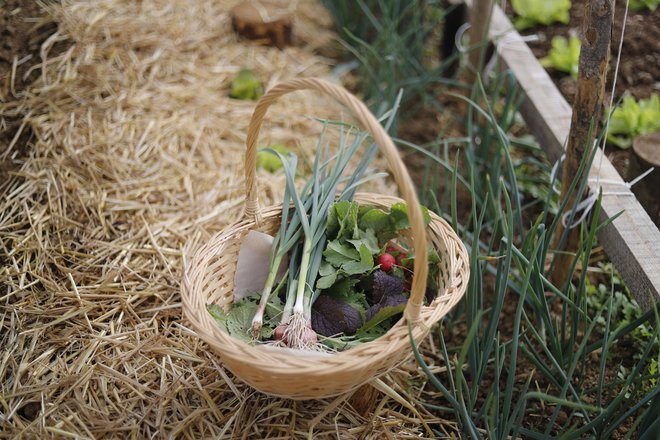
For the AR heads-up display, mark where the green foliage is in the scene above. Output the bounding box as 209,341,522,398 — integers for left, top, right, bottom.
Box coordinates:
630,0,659,11
229,69,263,100
208,299,275,343
410,67,660,438
540,35,581,79
323,0,454,119
360,303,406,332
320,200,430,291
606,94,660,149
327,0,659,434
586,263,659,377
256,144,292,172
511,0,571,30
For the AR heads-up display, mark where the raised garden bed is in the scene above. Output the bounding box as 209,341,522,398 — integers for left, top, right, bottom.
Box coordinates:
507,0,660,228
488,4,660,309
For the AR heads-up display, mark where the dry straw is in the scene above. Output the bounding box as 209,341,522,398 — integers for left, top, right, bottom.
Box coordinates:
2,0,462,437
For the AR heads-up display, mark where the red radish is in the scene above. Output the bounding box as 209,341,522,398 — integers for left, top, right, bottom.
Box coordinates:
396,252,408,267
378,253,396,272
273,323,288,343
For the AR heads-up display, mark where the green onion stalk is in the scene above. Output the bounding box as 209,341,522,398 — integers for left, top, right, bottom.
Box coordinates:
255,94,402,349
280,123,386,349
250,153,304,338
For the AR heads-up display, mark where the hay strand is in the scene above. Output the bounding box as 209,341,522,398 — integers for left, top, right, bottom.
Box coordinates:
0,1,456,438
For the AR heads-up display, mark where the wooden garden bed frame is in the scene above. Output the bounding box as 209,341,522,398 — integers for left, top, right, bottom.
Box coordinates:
487,5,660,309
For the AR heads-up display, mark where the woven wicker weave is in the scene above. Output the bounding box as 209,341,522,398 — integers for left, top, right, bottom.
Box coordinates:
182,78,469,399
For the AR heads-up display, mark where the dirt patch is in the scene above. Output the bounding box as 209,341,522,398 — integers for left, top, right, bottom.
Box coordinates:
513,1,660,103
1,1,62,185
0,0,59,94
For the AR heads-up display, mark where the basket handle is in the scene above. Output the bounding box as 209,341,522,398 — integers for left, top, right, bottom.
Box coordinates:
244,77,428,323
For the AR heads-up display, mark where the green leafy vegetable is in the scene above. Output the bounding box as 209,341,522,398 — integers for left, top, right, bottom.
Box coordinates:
229,69,263,100
342,243,374,275
358,207,390,234
511,0,571,30
362,299,407,332
540,35,581,79
208,300,272,343
388,202,431,231
257,144,292,172
630,0,659,11
323,240,360,266
606,94,660,149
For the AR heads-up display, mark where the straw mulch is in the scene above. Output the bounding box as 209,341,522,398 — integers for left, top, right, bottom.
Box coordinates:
1,1,457,438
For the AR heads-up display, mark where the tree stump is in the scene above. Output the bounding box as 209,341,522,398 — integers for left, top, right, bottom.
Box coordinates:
230,1,293,49
633,132,660,169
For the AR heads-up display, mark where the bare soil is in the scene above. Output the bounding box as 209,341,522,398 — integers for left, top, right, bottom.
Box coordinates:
0,1,59,93
1,1,61,180
516,1,660,103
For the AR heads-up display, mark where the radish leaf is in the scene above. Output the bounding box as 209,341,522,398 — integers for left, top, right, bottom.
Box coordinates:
342,243,374,275
323,240,359,265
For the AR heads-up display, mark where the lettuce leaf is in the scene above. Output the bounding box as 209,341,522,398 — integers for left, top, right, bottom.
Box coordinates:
607,94,660,149
256,144,292,172
540,36,581,79
511,0,571,30
229,69,263,100
630,0,659,11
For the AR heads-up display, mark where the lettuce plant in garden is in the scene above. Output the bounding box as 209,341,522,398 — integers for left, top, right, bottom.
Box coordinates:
606,94,660,149
229,68,263,100
540,35,581,79
511,0,571,30
409,74,660,438
630,0,659,11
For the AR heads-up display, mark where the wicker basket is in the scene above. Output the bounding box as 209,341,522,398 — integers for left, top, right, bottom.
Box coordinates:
182,78,469,399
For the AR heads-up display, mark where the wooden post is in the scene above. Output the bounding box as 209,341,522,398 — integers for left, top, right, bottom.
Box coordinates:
488,5,660,307
466,0,493,84
550,0,613,287
460,0,493,123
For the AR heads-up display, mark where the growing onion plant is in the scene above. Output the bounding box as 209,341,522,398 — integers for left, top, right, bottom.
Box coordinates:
321,0,660,435
409,74,660,438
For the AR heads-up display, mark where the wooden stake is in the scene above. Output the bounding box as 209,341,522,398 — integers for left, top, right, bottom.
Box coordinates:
466,0,493,85
459,0,493,122
550,0,613,288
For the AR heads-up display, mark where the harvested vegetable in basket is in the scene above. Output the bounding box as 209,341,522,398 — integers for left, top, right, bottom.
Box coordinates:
209,197,441,352
208,94,441,351
256,121,386,350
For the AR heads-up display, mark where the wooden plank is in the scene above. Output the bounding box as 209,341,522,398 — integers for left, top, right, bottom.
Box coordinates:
488,5,660,308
